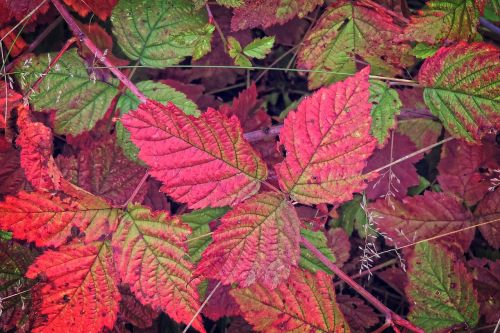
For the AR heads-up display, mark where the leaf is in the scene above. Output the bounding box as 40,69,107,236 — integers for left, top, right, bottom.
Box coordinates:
182,207,229,263
364,133,422,200
0,0,49,23
0,183,120,247
468,258,500,323
243,36,275,59
370,191,474,254
326,227,351,268
118,286,159,329
63,0,117,21
404,0,481,45
418,42,500,142
121,100,268,208
228,36,252,67
112,204,205,333
16,49,119,135
406,242,479,332
111,0,214,67
231,0,323,31
330,195,368,237
411,43,439,59
0,137,26,196
217,0,243,7
0,80,22,128
336,295,378,332
396,118,442,150
474,190,500,249
299,228,335,274
26,241,120,333
369,80,402,147
202,280,242,321
56,136,147,205
276,68,377,205
197,192,301,289
437,139,500,206
231,267,350,332
297,0,413,89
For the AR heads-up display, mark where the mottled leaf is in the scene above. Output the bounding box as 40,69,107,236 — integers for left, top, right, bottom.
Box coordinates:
231,267,350,332
406,242,479,332
276,68,376,205
121,100,268,208
369,80,402,147
197,192,301,289
418,42,499,142
112,204,205,333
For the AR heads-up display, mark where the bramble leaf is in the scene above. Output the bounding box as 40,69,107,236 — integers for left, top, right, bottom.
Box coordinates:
297,0,413,88
418,42,500,142
62,0,117,21
276,68,377,205
474,190,500,249
468,258,500,323
397,118,442,150
111,0,214,67
16,49,119,135
121,100,268,208
112,204,205,333
243,36,275,59
26,241,120,333
231,267,350,332
406,242,479,332
197,192,301,289
299,228,335,274
369,80,402,147
0,137,25,196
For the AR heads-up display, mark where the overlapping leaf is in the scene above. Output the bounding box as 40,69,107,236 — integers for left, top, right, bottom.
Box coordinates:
231,267,350,332
468,258,500,323
276,68,376,205
369,81,402,147
202,281,241,321
336,295,378,332
370,191,474,254
0,137,25,196
418,42,499,142
111,0,214,67
299,228,335,274
16,49,119,135
397,118,442,150
112,204,205,333
117,286,159,329
197,192,301,289
63,0,117,21
474,190,500,249
26,241,120,333
0,182,120,247
121,100,268,208
297,0,413,88
406,242,479,332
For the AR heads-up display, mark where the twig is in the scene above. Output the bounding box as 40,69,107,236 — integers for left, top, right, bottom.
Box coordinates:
50,0,146,103
182,281,221,333
480,17,500,35
205,3,227,50
300,236,424,333
122,172,149,208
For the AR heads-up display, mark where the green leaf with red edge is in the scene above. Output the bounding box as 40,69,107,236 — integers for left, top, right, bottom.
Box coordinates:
121,100,268,209
26,241,120,333
406,242,479,332
276,68,377,205
0,181,120,247
231,0,323,31
418,42,500,142
370,191,474,254
197,192,301,289
112,204,206,333
230,267,350,332
297,0,413,89
474,190,500,249
63,0,117,21
369,80,402,147
404,0,481,45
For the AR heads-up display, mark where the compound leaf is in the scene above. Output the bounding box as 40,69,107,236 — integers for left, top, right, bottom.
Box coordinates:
243,36,275,59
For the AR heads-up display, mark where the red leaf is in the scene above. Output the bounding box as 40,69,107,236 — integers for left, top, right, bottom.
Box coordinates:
0,26,26,57
438,138,500,206
364,133,422,200
468,258,500,323
118,286,159,329
121,100,268,208
0,81,22,129
474,190,500,249
57,136,147,205
230,267,350,332
0,0,49,23
336,295,378,332
326,228,350,268
26,241,120,333
112,204,205,333
0,182,120,247
276,68,377,205
231,0,323,31
0,137,25,196
62,0,117,21
202,280,241,321
376,266,408,295
370,192,474,254
197,192,301,289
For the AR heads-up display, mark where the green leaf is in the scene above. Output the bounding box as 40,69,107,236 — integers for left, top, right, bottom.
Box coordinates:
330,195,374,238
234,54,252,67
484,0,500,22
116,80,199,162
216,0,243,7
369,80,402,147
111,0,214,67
16,49,118,135
408,176,431,196
228,36,252,67
0,230,12,240
406,242,480,332
193,24,215,60
243,36,275,59
181,207,229,263
299,228,335,274
411,43,439,59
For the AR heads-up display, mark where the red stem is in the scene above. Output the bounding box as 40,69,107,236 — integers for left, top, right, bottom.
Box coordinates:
50,0,147,103
300,236,424,333
243,124,282,142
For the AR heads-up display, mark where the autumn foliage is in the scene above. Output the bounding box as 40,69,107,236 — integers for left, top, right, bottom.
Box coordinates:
0,0,499,333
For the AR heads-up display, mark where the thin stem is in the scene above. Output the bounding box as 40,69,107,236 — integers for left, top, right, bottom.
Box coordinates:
122,172,149,208
300,236,424,333
182,281,221,333
480,17,500,35
205,3,227,50
50,0,147,103
243,125,282,142
0,288,32,301
186,232,214,243
255,45,300,83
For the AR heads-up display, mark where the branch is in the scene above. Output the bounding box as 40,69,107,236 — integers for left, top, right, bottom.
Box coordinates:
50,0,147,103
300,236,424,333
